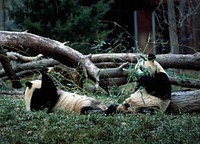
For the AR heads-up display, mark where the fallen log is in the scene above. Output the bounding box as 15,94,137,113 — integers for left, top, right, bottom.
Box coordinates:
0,31,101,87
168,90,200,113
169,76,200,89
90,53,200,70
0,58,59,77
1,61,200,89
0,31,129,90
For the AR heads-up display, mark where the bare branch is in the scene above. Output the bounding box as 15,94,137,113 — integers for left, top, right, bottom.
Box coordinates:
0,58,59,77
6,51,43,62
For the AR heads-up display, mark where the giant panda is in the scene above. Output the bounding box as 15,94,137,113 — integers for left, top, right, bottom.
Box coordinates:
116,54,171,114
134,54,171,100
24,71,110,115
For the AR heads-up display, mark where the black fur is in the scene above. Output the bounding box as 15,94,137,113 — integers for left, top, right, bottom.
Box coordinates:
137,107,159,115
25,82,32,88
81,106,117,115
105,104,159,115
27,71,59,113
105,104,119,115
80,106,96,114
148,54,156,60
80,104,122,116
136,72,171,100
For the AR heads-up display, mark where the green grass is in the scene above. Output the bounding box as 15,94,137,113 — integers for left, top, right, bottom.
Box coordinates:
1,96,200,144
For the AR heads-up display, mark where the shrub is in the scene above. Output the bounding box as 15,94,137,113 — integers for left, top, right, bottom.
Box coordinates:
7,0,114,54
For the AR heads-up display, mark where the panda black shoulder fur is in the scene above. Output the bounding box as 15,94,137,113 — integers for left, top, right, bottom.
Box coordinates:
24,71,58,113
24,71,114,115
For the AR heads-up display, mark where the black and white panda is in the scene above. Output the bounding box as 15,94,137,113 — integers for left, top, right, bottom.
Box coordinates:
134,54,171,100
24,71,110,115
116,54,171,114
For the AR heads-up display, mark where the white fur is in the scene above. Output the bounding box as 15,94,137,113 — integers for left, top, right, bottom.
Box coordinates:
54,90,107,114
117,88,170,113
24,80,41,111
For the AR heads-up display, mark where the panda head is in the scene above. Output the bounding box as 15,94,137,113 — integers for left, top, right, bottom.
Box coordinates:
134,54,166,78
24,71,59,113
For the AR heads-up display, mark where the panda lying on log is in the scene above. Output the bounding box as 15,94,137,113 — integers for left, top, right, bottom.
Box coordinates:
113,54,171,114
24,71,114,115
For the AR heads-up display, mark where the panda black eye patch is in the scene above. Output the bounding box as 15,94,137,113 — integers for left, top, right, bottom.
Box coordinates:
124,103,130,109
25,82,33,88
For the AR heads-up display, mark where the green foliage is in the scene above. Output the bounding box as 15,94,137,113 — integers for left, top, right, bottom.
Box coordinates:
1,96,200,143
8,0,114,53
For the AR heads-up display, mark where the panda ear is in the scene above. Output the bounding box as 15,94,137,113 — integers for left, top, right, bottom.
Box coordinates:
148,54,156,60
25,82,33,88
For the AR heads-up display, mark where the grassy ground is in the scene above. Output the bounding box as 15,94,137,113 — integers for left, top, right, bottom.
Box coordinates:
1,95,200,144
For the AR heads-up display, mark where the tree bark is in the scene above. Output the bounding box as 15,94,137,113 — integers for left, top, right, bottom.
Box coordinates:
0,31,131,90
91,53,200,70
0,58,59,77
0,31,102,87
0,54,23,88
169,90,200,113
167,0,179,53
156,53,200,70
6,52,43,62
169,76,200,89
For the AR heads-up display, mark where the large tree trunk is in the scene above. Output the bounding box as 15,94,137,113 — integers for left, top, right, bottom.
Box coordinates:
0,54,22,88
